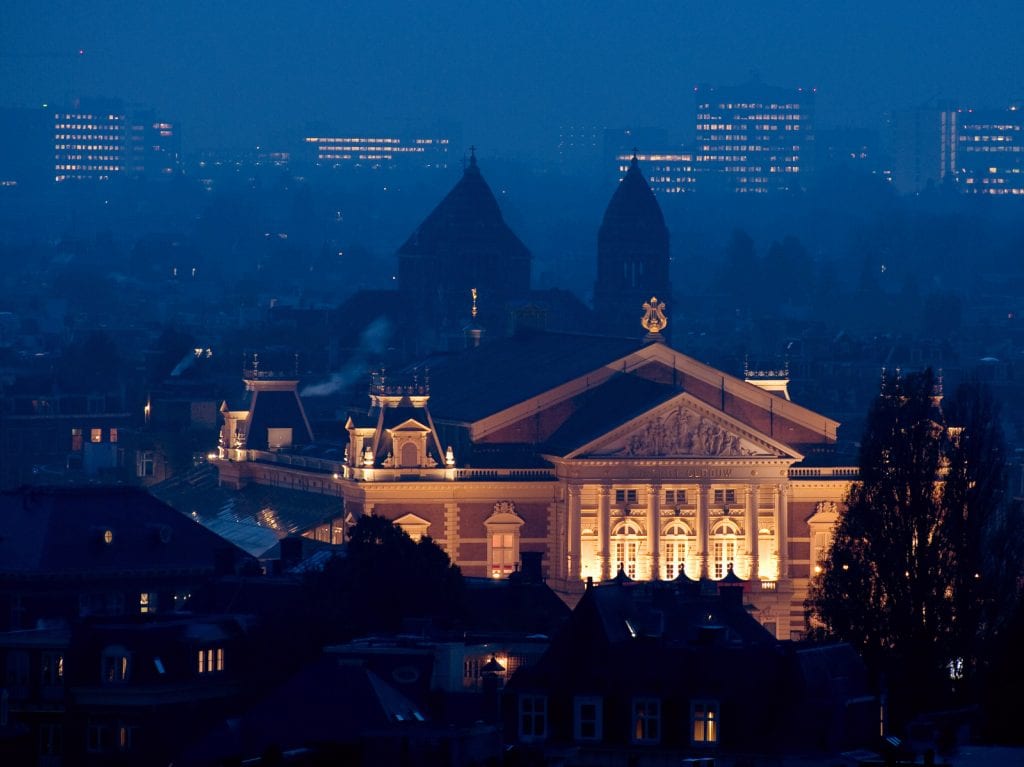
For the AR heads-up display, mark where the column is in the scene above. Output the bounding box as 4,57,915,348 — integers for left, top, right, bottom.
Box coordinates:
696,484,709,579
567,483,582,582
444,502,460,564
646,482,661,580
778,483,790,582
597,484,611,581
745,486,758,580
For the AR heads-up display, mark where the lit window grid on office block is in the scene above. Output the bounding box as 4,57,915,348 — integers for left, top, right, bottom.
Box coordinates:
955,106,1024,195
53,112,126,182
694,85,814,193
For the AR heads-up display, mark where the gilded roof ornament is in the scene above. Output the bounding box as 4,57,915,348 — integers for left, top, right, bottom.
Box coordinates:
641,296,668,335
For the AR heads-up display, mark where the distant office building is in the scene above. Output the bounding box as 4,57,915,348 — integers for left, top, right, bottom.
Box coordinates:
694,81,814,193
614,151,696,194
128,110,181,178
302,135,450,170
955,105,1024,195
886,105,958,193
52,98,179,182
53,99,127,182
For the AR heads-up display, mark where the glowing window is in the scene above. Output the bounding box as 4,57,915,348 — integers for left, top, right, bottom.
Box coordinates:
632,697,660,743
692,700,719,744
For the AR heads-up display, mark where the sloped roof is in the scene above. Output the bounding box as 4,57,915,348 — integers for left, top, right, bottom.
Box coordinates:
424,330,642,423
150,465,342,556
397,154,529,261
542,372,680,455
599,156,669,242
0,486,249,577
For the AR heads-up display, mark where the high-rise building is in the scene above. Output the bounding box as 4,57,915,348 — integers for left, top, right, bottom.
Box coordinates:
886,105,958,193
53,99,127,182
955,105,1024,195
52,99,179,182
302,135,450,170
694,81,814,193
614,151,696,194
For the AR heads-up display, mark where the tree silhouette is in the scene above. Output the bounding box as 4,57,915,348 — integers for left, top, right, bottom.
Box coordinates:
807,370,1023,726
305,514,464,643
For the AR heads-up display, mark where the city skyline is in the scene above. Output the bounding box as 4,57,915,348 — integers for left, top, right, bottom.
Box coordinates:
4,1,1024,155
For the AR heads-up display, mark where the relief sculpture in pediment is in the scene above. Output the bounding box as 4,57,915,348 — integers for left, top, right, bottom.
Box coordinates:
620,407,760,457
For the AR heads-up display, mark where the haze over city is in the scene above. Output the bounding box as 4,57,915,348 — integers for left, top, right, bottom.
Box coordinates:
5,1,1024,153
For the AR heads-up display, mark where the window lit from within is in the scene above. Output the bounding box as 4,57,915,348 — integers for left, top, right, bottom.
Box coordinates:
692,700,719,744
491,533,517,578
91,428,102,443
613,521,642,579
109,428,118,443
632,697,660,743
71,428,83,452
197,647,225,674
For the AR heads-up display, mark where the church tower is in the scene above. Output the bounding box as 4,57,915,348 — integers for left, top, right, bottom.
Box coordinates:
398,150,531,344
593,155,671,338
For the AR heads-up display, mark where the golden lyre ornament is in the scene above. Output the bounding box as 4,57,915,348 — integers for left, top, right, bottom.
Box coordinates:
641,297,667,334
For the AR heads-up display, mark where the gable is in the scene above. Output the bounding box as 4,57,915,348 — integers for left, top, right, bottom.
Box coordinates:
568,393,802,461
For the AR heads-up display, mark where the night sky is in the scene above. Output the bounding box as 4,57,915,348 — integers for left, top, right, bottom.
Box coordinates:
4,1,1024,155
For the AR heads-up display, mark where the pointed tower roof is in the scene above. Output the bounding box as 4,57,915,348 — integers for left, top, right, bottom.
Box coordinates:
398,149,530,258
599,154,668,238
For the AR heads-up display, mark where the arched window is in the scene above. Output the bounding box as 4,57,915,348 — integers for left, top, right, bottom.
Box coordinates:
612,521,643,579
661,521,692,579
400,441,419,468
710,519,742,580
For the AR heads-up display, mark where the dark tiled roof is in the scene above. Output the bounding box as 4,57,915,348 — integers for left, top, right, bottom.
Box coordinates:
0,486,249,576
600,156,669,241
424,330,642,423
245,390,314,449
542,372,679,455
397,157,529,262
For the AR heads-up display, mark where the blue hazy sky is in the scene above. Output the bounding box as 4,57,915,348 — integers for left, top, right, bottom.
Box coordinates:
4,1,1023,154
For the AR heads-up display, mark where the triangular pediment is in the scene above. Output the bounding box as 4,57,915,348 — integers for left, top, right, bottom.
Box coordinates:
569,393,801,460
386,418,431,433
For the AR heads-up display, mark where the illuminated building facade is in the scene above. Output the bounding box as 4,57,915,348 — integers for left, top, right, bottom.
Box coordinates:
217,329,853,640
303,135,450,170
614,152,696,194
53,103,126,182
52,100,179,182
954,105,1024,195
694,82,814,193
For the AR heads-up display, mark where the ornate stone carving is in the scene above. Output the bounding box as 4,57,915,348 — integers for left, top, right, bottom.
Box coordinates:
493,500,516,515
614,407,761,457
815,501,838,515
641,296,668,335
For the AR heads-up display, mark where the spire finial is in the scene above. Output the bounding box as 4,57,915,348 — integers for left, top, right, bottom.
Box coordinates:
468,145,477,169
471,287,478,319
630,148,639,168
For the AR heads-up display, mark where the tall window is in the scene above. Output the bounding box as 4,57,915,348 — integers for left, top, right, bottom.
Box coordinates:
692,700,719,744
632,697,661,743
490,532,517,578
197,647,225,674
612,521,642,578
40,652,64,689
90,428,102,443
711,519,741,579
101,647,131,684
71,428,83,452
137,451,154,478
574,697,602,741
662,521,691,579
519,695,547,741
486,503,523,579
